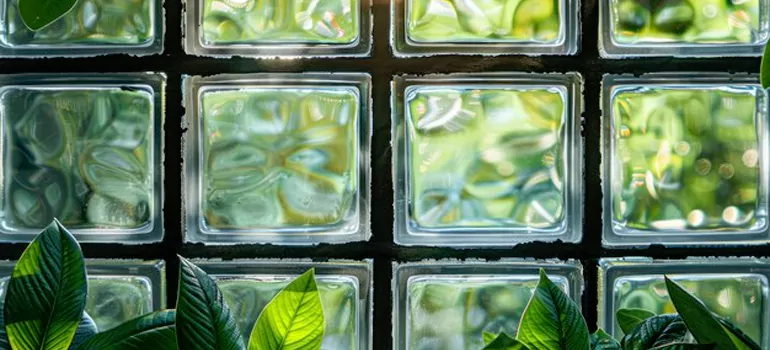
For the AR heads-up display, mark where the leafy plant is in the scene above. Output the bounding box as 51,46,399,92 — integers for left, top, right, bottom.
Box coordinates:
17,0,77,31
1,220,326,350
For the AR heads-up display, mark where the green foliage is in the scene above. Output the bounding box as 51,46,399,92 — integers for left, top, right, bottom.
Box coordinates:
616,308,655,334
590,329,621,350
249,269,326,350
176,257,245,350
483,332,530,350
3,220,88,350
516,269,590,350
620,314,689,350
75,311,176,350
762,42,770,89
18,0,77,30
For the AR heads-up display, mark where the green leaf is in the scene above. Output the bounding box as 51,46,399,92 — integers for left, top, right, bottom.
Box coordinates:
616,308,656,334
516,269,590,350
18,0,77,31
483,332,530,350
717,318,761,350
176,257,245,350
0,308,96,350
620,314,689,350
649,344,715,350
76,311,176,350
4,220,88,350
762,43,770,89
665,277,748,350
483,332,497,345
590,329,621,350
249,268,325,350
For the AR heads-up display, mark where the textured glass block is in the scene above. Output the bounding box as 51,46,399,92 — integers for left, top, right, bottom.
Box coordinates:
392,0,579,56
602,74,770,247
184,74,371,245
393,73,582,247
393,260,583,350
0,74,165,243
600,0,770,57
599,258,770,347
197,260,372,350
0,0,163,57
0,260,165,332
185,0,371,57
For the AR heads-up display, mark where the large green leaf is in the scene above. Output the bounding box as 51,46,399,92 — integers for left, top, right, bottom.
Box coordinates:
483,332,530,350
69,313,98,348
76,311,176,350
4,220,88,350
516,269,590,350
590,329,621,350
483,332,497,345
176,258,245,350
620,314,688,350
762,43,770,89
665,277,748,350
717,318,761,350
649,344,715,350
616,308,656,334
18,0,77,30
249,268,325,350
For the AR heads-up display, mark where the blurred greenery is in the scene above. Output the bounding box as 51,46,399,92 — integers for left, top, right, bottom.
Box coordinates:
407,0,561,43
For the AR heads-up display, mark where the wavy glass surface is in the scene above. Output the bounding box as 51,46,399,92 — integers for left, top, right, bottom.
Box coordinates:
217,276,359,349
200,0,360,45
200,88,359,232
406,275,568,349
1,275,153,332
610,85,761,232
2,0,156,47
406,0,562,43
610,0,764,45
406,86,566,231
612,273,766,344
0,87,155,232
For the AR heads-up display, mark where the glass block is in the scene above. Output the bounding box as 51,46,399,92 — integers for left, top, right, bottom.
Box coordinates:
183,73,371,245
392,73,583,247
600,0,770,57
391,0,580,56
602,73,770,247
598,258,770,347
197,260,372,350
392,260,583,350
0,259,165,332
0,0,163,57
184,0,372,57
0,73,165,243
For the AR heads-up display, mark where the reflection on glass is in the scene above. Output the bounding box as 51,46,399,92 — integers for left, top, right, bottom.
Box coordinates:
613,273,766,343
200,88,359,231
0,275,153,332
611,0,763,45
610,86,761,232
406,86,566,230
2,0,155,47
406,275,568,349
200,0,360,45
1,87,154,231
216,276,358,349
406,0,562,43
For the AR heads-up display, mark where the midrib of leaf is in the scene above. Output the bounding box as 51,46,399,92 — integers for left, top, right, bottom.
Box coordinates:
190,265,223,346
36,229,66,350
275,275,313,349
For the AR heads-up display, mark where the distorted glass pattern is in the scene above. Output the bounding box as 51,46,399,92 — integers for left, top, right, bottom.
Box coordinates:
200,0,360,45
611,0,763,45
406,0,562,43
610,86,761,232
200,88,358,231
2,0,156,47
0,87,154,231
217,276,359,349
406,87,566,230
613,274,766,344
1,275,153,332
406,275,569,349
